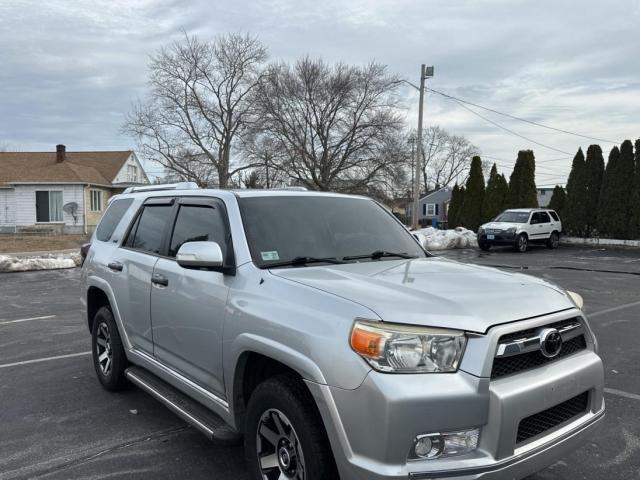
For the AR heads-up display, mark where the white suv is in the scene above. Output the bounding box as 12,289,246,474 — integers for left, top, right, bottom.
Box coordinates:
478,208,562,253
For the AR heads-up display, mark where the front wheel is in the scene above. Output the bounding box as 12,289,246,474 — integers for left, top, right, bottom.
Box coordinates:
245,374,338,480
478,242,491,251
514,234,528,253
547,231,560,249
91,306,128,391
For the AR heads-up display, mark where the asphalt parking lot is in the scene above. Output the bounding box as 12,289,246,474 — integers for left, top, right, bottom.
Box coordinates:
1,245,639,480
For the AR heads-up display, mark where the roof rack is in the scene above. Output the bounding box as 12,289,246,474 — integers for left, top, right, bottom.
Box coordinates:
123,182,200,194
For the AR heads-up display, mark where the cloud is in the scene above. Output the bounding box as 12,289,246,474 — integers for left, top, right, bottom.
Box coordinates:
0,0,639,184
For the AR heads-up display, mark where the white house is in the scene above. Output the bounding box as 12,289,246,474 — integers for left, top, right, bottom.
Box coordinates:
0,145,149,234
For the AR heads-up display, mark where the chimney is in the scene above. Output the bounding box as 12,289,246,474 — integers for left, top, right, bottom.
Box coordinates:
56,144,66,163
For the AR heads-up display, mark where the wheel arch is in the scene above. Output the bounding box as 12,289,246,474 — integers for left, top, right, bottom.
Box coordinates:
229,337,327,433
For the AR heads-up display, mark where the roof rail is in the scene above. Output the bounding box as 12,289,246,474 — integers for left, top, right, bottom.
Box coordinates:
123,182,200,194
277,186,308,191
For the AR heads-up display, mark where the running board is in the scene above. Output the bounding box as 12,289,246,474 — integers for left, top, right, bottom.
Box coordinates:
125,366,241,443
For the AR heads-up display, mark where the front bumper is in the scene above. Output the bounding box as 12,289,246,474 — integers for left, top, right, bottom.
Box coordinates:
478,233,516,245
307,349,604,480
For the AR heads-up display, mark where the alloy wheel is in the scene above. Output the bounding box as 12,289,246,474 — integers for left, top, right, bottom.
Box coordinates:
95,321,113,376
518,235,527,252
256,409,306,480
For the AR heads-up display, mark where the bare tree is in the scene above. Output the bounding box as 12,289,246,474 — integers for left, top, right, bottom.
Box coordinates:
254,57,405,192
123,33,268,188
240,131,289,189
419,126,479,191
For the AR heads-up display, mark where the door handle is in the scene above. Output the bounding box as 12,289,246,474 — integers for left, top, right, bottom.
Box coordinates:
151,273,169,287
108,262,123,272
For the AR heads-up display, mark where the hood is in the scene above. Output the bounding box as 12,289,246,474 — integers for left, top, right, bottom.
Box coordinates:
270,257,575,333
482,222,521,230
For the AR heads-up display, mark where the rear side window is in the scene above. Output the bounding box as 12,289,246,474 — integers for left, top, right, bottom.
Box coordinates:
168,205,228,257
549,211,560,221
539,211,551,223
126,205,173,255
95,198,133,242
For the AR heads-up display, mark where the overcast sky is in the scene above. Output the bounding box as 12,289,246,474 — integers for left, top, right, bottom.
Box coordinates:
1,0,639,185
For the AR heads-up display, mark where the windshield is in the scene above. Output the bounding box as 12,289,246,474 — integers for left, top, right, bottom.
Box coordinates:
238,195,426,268
494,211,531,223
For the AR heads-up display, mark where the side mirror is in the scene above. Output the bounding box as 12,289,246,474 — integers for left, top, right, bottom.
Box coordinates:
176,241,223,270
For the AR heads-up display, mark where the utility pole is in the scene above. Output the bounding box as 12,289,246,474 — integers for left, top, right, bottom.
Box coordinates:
411,64,434,230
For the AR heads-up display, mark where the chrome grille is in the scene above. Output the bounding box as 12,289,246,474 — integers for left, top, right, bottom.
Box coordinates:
491,318,587,379
517,392,589,444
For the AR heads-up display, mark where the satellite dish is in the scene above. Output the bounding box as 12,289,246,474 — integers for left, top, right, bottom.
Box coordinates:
63,202,78,224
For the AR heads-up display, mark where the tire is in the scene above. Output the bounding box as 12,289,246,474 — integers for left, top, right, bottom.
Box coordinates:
91,306,128,391
514,233,528,253
547,231,560,249
245,374,339,480
478,242,491,251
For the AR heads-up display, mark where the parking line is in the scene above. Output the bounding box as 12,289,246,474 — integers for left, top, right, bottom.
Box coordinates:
0,315,56,326
604,387,640,402
0,351,91,369
589,300,640,318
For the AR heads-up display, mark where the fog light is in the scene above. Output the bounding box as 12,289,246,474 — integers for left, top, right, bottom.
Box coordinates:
409,428,480,461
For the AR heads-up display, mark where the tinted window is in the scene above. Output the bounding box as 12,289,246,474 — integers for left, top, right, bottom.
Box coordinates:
549,211,560,221
169,205,228,257
129,205,173,254
539,211,551,223
530,212,541,224
238,196,425,268
96,198,133,242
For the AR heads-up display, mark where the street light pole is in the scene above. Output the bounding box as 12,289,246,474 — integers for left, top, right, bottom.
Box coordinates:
411,64,434,230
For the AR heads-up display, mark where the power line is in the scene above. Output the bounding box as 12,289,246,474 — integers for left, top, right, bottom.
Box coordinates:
428,87,619,144
446,98,574,155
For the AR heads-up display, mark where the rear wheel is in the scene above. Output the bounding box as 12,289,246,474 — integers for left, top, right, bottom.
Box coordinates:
547,231,560,249
514,234,528,253
245,374,338,480
91,306,128,391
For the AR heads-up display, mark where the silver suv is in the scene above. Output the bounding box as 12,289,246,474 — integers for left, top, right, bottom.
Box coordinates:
80,184,605,480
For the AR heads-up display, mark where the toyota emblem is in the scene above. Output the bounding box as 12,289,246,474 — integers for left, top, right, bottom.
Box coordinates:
539,328,563,358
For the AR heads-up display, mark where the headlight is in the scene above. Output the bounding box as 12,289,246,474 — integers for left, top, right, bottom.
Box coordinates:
477,226,485,234
506,227,517,234
350,320,467,373
567,290,584,309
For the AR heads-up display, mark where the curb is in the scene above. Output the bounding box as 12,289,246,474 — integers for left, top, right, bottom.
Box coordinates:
561,237,640,248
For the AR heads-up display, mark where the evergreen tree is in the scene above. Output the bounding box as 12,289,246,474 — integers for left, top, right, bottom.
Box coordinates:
460,156,485,230
449,185,466,228
584,145,605,236
497,173,510,212
482,164,508,222
547,186,566,215
597,147,620,236
628,140,640,239
508,150,538,207
447,183,461,227
564,148,588,236
612,140,636,238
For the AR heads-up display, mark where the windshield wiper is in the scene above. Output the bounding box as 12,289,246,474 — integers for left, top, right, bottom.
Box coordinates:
343,250,418,261
265,256,347,268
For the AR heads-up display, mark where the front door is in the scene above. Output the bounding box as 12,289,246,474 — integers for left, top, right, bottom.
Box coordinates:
150,197,233,396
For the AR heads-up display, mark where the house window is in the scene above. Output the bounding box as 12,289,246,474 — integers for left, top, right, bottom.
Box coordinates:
35,191,63,222
426,203,436,216
127,165,138,183
90,190,103,212
540,190,546,196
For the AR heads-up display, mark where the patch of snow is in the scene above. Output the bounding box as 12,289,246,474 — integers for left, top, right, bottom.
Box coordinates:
0,253,81,272
413,226,478,251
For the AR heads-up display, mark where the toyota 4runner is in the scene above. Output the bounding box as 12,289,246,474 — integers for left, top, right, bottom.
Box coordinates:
81,184,604,480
